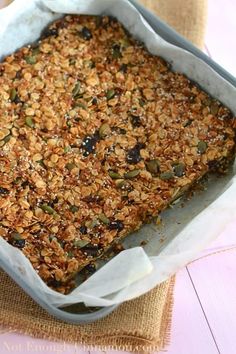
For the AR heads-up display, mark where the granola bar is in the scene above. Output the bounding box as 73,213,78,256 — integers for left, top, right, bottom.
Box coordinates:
0,15,235,293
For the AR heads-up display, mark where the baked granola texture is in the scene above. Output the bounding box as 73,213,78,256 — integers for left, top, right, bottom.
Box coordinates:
0,15,235,293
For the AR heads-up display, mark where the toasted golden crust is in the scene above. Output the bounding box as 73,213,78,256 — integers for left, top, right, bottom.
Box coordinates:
0,15,235,293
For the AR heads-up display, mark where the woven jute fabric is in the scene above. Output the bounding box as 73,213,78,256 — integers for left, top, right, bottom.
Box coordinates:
0,270,175,352
0,0,207,351
140,0,208,49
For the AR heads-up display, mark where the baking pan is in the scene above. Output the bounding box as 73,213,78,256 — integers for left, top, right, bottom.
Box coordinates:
0,0,235,324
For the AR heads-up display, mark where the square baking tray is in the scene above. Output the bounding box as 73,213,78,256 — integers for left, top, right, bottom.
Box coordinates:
0,0,236,324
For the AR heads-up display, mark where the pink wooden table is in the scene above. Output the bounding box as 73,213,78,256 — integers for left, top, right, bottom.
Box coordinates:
1,0,236,353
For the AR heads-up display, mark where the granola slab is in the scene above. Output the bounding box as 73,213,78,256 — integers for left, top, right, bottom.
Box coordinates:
0,15,235,293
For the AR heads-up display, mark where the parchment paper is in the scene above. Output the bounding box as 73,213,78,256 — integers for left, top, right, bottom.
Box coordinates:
0,0,236,308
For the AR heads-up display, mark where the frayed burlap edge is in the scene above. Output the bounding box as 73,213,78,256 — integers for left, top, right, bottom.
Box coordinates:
0,270,175,353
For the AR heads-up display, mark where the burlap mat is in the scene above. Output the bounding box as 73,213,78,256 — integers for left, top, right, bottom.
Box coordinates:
141,0,208,49
0,270,175,352
0,0,207,351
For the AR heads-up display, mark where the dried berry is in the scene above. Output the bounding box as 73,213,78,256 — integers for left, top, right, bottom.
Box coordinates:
112,43,122,59
130,114,142,127
10,232,25,249
126,143,144,164
79,225,88,235
80,27,92,40
109,220,124,232
119,63,128,73
82,135,98,156
42,27,58,38
83,244,100,256
0,187,9,195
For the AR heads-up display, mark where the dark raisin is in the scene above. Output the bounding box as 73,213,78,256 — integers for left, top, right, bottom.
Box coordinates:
112,44,122,59
126,143,145,164
118,128,126,135
92,97,98,105
15,71,22,79
130,114,142,127
14,95,23,104
79,225,88,235
119,63,128,73
83,263,97,274
83,244,100,256
0,187,9,195
208,160,220,170
82,135,98,156
48,279,62,288
109,220,124,231
83,195,101,203
80,27,92,40
21,180,29,188
42,27,58,38
48,197,59,207
12,238,26,249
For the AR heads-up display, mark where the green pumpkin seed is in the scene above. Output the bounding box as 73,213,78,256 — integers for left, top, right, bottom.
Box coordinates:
75,101,87,109
98,213,110,225
11,232,22,240
86,218,99,229
145,159,160,175
69,58,76,65
70,205,79,213
13,177,22,185
67,251,74,258
124,169,140,179
183,119,192,127
173,163,185,177
99,123,111,139
203,97,211,106
65,162,76,171
112,47,121,59
119,38,130,48
197,140,208,154
74,239,90,249
25,116,35,128
10,88,17,102
37,159,46,168
109,170,122,179
115,179,131,190
72,81,81,97
40,204,56,215
4,134,11,143
160,171,174,180
210,102,219,115
106,89,116,100
32,47,40,56
64,146,71,153
139,99,146,107
25,56,36,65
